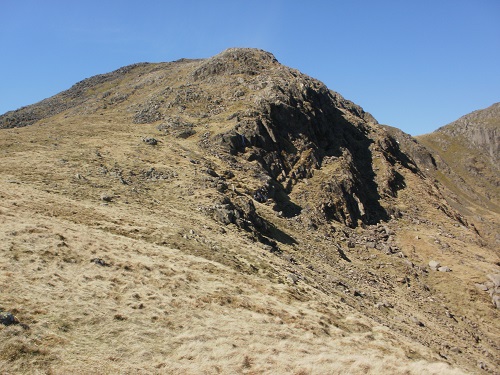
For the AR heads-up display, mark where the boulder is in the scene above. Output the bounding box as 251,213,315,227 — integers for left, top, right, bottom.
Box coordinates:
143,137,158,145
428,260,440,270
100,193,113,202
438,266,451,272
0,311,19,326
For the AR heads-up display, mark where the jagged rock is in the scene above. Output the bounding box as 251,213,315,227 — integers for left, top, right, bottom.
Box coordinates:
194,49,414,228
191,48,278,81
158,117,196,138
382,125,437,172
142,167,176,180
212,196,267,233
133,101,163,123
435,102,500,165
213,204,236,225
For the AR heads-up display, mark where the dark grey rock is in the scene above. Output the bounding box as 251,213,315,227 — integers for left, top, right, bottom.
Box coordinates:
143,137,158,146
90,258,111,267
0,311,19,326
100,193,113,202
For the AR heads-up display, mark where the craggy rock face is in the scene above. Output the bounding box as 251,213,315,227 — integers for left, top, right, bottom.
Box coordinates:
189,49,422,228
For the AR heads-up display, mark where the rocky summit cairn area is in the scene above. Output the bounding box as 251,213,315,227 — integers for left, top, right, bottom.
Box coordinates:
0,48,498,374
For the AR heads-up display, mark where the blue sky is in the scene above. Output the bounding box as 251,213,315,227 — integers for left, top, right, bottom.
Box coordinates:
1,0,498,135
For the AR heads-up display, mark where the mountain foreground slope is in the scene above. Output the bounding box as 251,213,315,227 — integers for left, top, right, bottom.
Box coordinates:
0,48,498,374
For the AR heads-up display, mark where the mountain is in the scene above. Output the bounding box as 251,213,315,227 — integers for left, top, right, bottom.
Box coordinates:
0,48,498,374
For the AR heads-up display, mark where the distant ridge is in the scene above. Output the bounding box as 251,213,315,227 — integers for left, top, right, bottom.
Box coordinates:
435,102,500,165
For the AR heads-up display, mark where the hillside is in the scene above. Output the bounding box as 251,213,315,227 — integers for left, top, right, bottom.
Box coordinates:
433,103,499,165
416,103,500,249
0,48,498,374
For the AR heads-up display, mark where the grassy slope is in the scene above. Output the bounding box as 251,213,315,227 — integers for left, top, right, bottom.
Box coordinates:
418,130,499,251
0,122,468,375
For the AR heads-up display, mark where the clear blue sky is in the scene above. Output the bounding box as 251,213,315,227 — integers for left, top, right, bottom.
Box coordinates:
1,0,498,135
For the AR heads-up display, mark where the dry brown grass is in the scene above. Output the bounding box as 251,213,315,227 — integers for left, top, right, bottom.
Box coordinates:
0,177,471,374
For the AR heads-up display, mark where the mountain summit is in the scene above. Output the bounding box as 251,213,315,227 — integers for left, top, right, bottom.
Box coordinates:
0,48,498,374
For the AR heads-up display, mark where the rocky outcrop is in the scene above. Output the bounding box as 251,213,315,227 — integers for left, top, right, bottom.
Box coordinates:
195,49,420,227
382,125,437,172
476,274,500,309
